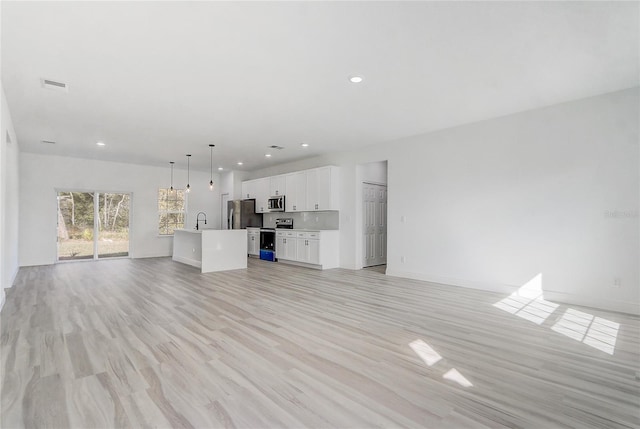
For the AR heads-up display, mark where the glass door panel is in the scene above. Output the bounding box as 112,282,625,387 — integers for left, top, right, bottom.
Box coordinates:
97,193,130,258
57,192,95,261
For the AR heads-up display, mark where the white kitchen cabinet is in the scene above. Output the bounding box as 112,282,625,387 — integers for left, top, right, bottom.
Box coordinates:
276,230,338,269
285,232,297,259
307,166,339,211
285,172,307,212
276,233,285,259
241,180,257,200
254,178,270,213
296,232,320,264
284,174,295,211
269,175,286,196
247,228,260,256
276,230,297,260
243,165,339,213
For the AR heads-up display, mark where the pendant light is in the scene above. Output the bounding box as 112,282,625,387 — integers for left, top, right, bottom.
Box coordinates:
185,154,191,193
208,144,215,190
169,161,175,191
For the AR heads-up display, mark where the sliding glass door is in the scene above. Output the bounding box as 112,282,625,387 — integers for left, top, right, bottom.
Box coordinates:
97,193,130,258
57,192,95,260
57,191,130,261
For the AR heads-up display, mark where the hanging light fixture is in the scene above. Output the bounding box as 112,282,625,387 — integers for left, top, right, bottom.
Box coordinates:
185,154,191,193
169,161,175,191
208,144,215,190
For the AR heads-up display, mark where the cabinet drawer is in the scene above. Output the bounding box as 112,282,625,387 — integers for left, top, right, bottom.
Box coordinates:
296,231,319,239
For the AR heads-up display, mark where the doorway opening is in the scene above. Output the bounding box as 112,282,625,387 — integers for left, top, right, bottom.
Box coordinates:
57,191,130,261
221,192,230,229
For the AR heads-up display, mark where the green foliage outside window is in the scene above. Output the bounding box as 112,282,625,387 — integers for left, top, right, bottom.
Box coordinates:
158,188,185,235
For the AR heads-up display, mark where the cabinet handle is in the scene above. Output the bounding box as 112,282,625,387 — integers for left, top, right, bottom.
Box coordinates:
276,190,279,195
315,204,318,209
293,205,296,210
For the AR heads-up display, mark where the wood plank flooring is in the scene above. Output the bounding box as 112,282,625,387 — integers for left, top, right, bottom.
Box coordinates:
1,257,639,428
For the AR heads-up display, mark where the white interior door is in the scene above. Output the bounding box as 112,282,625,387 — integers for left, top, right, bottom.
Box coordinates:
363,183,387,267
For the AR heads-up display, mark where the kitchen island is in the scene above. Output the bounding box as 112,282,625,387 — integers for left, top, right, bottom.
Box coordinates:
172,229,247,273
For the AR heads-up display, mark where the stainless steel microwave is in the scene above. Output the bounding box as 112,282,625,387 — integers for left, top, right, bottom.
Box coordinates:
267,195,285,212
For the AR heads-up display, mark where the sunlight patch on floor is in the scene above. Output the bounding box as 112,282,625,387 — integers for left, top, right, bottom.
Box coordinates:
551,308,619,355
493,274,620,355
409,339,442,366
409,339,473,388
493,273,559,325
443,368,473,387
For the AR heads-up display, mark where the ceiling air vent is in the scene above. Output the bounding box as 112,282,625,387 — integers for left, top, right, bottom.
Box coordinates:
268,145,285,150
41,140,56,145
41,78,68,92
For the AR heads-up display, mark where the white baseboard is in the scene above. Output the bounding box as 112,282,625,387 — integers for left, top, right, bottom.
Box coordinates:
133,254,173,259
543,290,640,316
385,269,520,295
385,269,640,316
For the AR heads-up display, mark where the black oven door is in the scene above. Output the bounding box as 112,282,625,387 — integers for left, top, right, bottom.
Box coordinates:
260,229,275,250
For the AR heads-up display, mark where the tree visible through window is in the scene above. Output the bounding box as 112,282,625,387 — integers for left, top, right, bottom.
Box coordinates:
158,188,185,235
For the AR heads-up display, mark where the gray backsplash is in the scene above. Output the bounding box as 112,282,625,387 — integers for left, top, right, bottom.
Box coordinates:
262,211,339,230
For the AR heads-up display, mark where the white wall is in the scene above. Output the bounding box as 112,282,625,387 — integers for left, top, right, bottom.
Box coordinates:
1,84,20,311
360,161,388,185
249,88,639,314
19,153,220,266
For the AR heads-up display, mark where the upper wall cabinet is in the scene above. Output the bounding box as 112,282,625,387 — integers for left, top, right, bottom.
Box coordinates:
285,171,308,212
241,178,270,212
254,178,270,213
306,166,339,211
269,175,286,196
243,165,340,213
241,179,256,200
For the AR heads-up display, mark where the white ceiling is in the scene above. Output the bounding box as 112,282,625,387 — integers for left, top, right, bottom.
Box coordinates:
2,1,638,172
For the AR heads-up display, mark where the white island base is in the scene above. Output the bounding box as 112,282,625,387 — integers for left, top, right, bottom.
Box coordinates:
172,229,248,273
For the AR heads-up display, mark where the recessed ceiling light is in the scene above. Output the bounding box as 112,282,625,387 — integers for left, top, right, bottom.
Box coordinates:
301,143,309,147
237,162,243,166
96,141,105,146
349,75,364,83
218,167,224,171
265,153,272,158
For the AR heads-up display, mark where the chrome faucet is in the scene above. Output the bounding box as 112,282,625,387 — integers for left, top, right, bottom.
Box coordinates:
196,212,207,230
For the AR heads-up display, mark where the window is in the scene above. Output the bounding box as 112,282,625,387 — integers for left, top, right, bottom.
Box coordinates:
158,188,185,235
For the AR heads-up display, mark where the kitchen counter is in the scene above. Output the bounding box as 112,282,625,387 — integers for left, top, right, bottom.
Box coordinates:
172,229,247,273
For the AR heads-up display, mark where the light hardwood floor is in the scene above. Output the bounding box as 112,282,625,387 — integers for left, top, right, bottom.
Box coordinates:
1,257,639,428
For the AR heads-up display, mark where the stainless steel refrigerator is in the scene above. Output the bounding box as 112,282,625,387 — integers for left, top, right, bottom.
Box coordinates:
227,199,263,229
